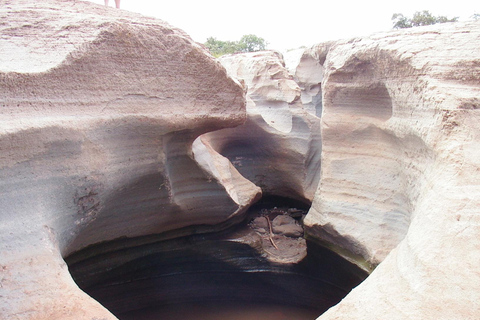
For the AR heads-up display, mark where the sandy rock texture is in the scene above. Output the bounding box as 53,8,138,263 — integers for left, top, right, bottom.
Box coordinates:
0,1,260,319
305,21,480,319
200,51,322,202
2,0,480,318
284,43,333,118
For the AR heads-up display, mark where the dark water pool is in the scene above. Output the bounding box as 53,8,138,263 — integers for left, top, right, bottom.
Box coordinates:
66,200,367,319
121,302,321,320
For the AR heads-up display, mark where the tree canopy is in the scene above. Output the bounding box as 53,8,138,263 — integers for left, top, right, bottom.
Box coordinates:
392,10,458,29
204,34,268,57
238,34,267,53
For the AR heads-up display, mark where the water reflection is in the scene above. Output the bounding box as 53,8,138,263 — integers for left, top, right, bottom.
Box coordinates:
122,302,321,320
66,199,368,319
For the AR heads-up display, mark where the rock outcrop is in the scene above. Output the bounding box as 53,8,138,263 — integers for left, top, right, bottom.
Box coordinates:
0,1,260,319
284,43,333,118
200,51,322,202
2,0,480,319
303,21,480,319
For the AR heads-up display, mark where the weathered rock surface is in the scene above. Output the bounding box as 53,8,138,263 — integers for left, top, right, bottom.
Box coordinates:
304,21,480,319
0,1,260,319
246,204,309,263
200,51,322,202
272,214,303,237
284,43,333,118
2,0,480,319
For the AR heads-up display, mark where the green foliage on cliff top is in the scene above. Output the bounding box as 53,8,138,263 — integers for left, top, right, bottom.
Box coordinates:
205,34,268,57
392,10,458,29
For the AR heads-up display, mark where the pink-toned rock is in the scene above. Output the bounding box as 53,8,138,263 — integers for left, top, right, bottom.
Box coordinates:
2,1,479,319
0,1,259,319
272,215,303,237
305,21,480,319
200,51,322,202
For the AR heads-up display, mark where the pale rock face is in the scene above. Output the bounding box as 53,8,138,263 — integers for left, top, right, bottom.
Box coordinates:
221,51,299,133
2,0,480,318
284,43,332,117
306,21,480,319
201,51,322,202
0,1,259,319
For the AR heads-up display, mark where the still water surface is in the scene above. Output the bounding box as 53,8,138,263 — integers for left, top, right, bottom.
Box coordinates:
67,198,367,319
121,302,321,320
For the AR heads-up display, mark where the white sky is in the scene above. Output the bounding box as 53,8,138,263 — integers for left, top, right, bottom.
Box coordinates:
89,0,478,51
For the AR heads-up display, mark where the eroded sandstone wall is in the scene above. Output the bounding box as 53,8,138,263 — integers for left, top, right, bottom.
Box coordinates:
0,1,260,319
2,1,480,319
308,21,480,319
200,51,322,202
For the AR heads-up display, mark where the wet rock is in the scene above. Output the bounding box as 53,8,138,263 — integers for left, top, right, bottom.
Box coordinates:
251,216,269,229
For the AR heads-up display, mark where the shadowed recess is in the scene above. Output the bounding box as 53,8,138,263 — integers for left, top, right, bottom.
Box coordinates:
66,198,368,319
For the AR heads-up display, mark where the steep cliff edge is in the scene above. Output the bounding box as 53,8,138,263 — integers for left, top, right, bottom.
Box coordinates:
0,1,260,319
307,21,480,319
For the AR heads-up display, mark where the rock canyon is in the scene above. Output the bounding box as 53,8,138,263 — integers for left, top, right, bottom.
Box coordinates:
1,1,479,319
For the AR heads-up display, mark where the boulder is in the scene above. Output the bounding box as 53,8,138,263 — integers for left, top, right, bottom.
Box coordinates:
0,1,260,319
272,215,303,237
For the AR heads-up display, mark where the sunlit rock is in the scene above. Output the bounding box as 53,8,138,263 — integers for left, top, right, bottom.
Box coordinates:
2,0,479,318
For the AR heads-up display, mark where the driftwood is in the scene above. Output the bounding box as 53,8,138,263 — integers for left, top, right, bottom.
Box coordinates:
265,216,278,250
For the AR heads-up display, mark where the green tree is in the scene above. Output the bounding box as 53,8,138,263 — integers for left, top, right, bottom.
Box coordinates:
411,10,438,26
238,34,268,53
391,13,412,29
204,34,268,57
204,37,240,57
392,10,458,29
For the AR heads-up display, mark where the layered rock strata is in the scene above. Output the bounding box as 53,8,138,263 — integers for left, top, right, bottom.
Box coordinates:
200,51,322,202
283,43,333,118
2,0,480,319
0,1,260,319
304,21,480,319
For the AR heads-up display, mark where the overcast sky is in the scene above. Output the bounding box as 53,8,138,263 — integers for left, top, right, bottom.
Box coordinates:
88,0,478,51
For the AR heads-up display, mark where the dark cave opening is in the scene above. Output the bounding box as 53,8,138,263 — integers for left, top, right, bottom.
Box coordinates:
65,196,367,319
247,195,311,211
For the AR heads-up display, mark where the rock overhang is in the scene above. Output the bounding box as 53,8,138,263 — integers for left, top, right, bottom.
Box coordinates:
1,1,480,319
0,1,258,319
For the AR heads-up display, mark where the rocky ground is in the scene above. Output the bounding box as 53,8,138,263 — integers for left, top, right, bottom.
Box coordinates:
247,206,308,263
